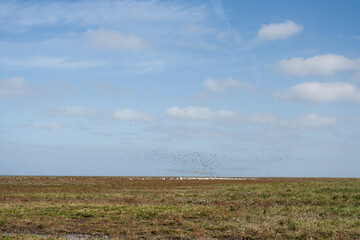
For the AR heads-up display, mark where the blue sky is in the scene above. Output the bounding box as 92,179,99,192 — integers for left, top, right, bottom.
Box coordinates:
1,0,360,177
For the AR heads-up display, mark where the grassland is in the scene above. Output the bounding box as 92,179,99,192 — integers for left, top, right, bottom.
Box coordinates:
0,176,359,239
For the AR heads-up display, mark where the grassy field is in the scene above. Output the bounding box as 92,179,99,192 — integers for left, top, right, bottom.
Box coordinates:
0,176,359,239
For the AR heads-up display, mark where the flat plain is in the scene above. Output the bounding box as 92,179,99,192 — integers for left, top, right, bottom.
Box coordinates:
0,176,359,239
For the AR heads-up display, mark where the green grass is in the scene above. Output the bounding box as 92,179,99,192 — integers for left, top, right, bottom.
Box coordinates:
0,176,359,239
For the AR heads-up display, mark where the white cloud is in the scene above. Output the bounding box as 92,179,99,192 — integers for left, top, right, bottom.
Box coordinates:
0,56,103,70
31,122,64,129
276,82,360,103
256,20,303,41
203,78,254,93
84,29,147,50
279,54,360,76
44,107,99,116
0,77,26,99
113,109,156,122
166,106,237,121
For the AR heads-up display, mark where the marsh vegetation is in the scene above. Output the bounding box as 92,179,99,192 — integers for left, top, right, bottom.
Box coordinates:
0,176,359,239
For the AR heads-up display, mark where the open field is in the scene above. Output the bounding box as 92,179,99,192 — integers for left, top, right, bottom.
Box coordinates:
0,176,360,239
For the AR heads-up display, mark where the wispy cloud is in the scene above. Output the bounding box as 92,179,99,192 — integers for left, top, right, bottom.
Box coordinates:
166,106,336,130
124,60,165,74
0,77,27,99
351,71,360,83
0,1,210,31
0,56,103,70
276,82,360,103
90,131,117,138
278,54,360,76
349,116,360,124
30,122,65,129
203,77,254,93
216,30,242,44
166,106,237,121
289,114,336,130
113,109,156,122
32,81,77,98
166,107,280,126
176,24,242,50
147,125,227,140
84,29,147,50
182,24,214,35
15,122,65,129
43,107,99,116
256,20,303,41
92,80,137,95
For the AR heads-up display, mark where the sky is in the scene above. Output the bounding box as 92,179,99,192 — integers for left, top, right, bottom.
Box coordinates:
1,0,360,177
